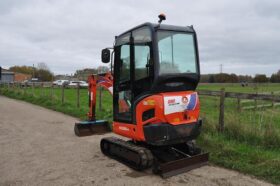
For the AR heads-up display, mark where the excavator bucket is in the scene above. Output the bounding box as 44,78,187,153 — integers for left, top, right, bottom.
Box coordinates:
74,120,110,137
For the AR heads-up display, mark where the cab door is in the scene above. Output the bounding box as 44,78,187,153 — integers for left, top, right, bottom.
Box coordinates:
113,32,134,123
113,27,153,124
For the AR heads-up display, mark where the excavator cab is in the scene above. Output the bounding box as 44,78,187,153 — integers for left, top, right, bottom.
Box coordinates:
102,22,202,145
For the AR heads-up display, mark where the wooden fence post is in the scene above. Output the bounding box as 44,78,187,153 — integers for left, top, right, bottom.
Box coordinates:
271,91,274,108
16,83,18,94
23,82,26,95
32,82,34,97
99,86,102,111
15,82,18,94
41,83,44,97
16,82,19,94
61,84,65,104
237,96,241,111
50,84,54,102
218,88,225,132
19,83,22,94
77,83,80,108
254,87,258,111
11,83,13,91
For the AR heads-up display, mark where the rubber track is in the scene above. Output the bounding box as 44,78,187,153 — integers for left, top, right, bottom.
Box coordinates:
100,137,153,170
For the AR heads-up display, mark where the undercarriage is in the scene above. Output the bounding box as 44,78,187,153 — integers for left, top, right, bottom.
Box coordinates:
100,137,209,178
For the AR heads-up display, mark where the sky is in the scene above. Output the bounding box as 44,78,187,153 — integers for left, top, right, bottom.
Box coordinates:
0,0,279,76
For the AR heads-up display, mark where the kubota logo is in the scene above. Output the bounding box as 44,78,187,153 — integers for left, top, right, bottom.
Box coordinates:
168,99,175,104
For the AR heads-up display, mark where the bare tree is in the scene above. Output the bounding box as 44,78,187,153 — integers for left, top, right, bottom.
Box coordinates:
37,62,49,71
36,62,53,81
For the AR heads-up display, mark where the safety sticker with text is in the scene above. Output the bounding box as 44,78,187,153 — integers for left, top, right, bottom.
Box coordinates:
163,93,197,115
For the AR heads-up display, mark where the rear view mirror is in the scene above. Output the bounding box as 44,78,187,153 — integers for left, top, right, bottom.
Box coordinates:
101,49,110,63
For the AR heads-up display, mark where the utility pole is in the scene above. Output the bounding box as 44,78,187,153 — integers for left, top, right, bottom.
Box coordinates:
32,64,35,78
220,64,223,74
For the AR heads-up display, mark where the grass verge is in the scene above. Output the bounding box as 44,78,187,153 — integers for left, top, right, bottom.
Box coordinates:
197,132,280,184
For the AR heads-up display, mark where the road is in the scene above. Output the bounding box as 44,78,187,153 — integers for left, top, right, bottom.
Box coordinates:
0,96,274,186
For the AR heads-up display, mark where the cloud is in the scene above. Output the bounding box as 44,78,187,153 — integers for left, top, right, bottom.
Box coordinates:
0,0,279,75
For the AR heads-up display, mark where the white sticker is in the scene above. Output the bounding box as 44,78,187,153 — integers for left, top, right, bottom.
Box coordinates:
164,95,192,115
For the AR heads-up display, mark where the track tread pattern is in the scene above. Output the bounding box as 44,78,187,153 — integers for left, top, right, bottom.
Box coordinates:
100,137,153,170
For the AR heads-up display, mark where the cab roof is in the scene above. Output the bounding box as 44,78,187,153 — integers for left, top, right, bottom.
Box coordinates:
116,22,195,38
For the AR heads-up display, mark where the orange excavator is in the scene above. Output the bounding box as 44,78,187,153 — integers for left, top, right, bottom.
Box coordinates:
74,14,208,178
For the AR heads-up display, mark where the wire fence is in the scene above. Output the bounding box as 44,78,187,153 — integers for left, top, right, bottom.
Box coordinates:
0,82,106,110
1,83,280,148
198,89,280,131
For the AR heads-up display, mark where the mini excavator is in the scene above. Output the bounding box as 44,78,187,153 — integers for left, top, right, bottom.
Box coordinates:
74,14,208,178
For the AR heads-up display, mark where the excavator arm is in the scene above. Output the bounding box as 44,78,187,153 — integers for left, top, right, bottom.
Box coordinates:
87,73,113,120
74,72,113,136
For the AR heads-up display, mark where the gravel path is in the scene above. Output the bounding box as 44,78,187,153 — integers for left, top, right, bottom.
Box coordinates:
0,96,274,186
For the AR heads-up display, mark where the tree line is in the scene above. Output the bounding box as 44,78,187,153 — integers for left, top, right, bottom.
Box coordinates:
73,66,109,80
8,65,110,82
8,64,279,83
9,63,54,81
201,70,280,83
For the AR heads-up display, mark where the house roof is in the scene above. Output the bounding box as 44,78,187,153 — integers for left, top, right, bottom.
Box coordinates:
2,71,14,75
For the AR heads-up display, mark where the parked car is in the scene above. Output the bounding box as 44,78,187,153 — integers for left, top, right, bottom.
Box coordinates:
21,78,41,87
53,80,69,86
30,78,39,82
68,81,88,88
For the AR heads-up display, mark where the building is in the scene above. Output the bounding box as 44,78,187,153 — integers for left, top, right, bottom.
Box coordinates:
0,67,32,83
0,68,15,83
14,72,32,82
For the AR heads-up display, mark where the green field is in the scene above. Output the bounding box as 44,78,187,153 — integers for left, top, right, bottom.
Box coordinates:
1,83,280,184
198,83,280,94
200,83,280,184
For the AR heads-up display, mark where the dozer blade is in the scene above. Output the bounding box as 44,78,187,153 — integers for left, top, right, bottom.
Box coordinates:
74,120,110,137
156,152,209,178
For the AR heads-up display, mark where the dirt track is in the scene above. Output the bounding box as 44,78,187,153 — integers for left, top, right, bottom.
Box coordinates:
0,96,274,186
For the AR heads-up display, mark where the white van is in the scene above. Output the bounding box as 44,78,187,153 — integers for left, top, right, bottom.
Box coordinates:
53,80,69,86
